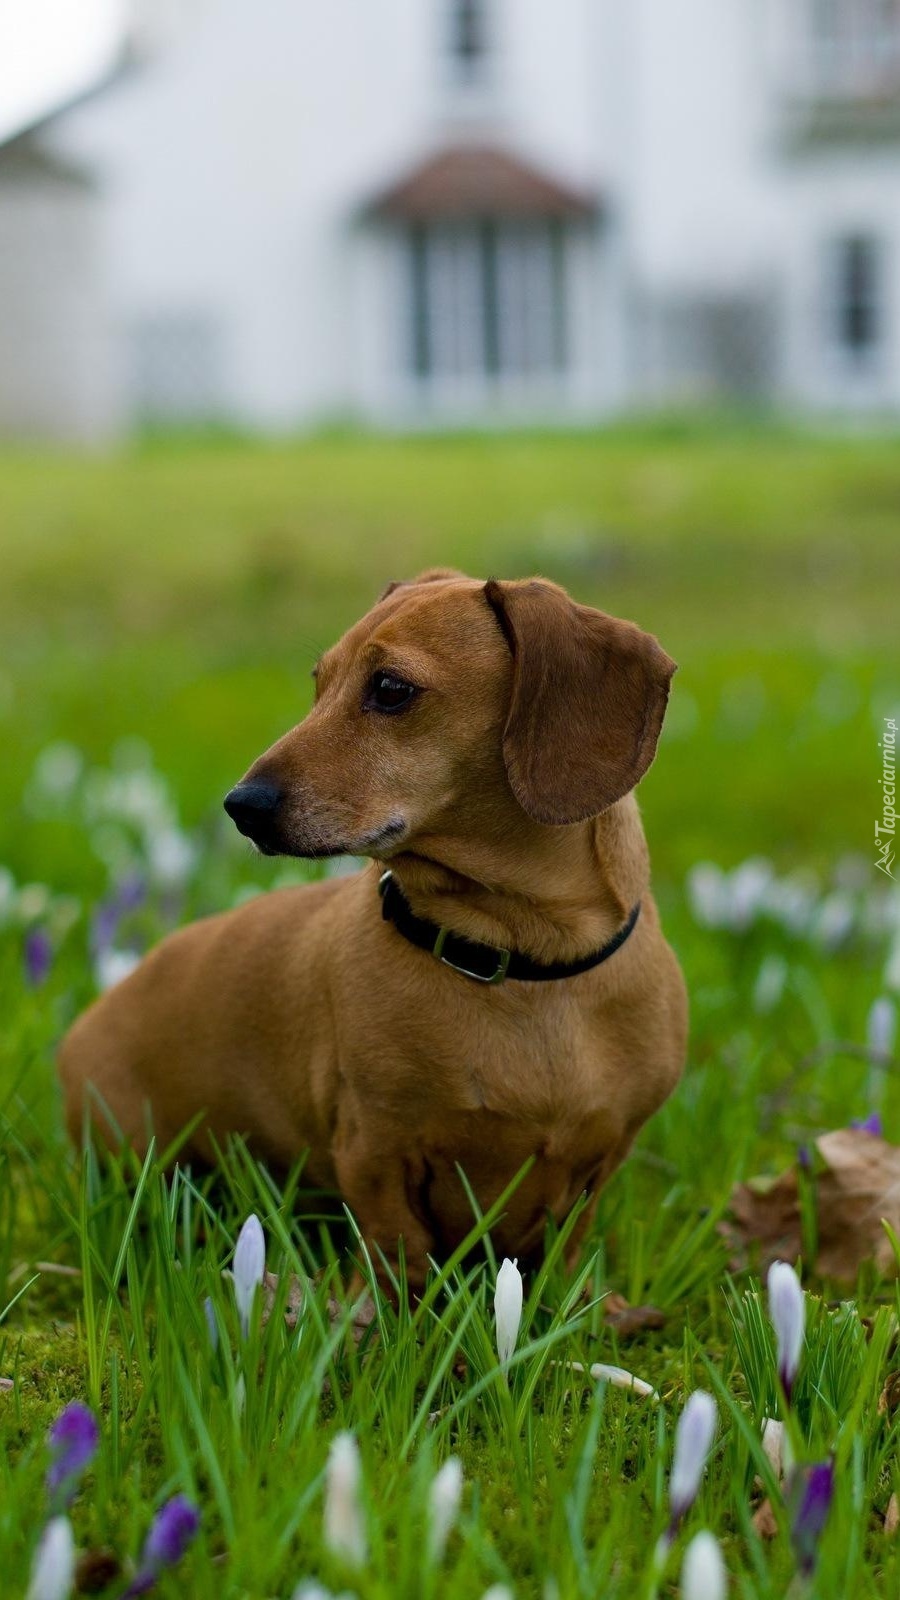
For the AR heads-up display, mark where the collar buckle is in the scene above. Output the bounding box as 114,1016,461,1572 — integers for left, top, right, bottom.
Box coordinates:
432,924,511,985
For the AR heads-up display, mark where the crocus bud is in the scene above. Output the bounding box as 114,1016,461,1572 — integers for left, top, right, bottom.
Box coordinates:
669,1390,717,1525
767,1260,805,1401
681,1530,726,1600
789,1459,834,1575
494,1258,523,1372
428,1456,463,1563
868,996,897,1061
324,1432,367,1568
124,1494,201,1595
203,1296,219,1354
232,1214,266,1339
46,1402,99,1509
481,1589,515,1600
26,1517,75,1600
761,1416,787,1480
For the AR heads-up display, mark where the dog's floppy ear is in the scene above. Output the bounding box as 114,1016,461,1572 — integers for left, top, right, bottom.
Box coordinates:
378,568,464,602
485,578,676,825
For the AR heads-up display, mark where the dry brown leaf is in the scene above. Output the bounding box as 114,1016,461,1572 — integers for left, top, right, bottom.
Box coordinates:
752,1498,780,1540
725,1127,900,1281
262,1269,306,1330
0,1378,13,1393
261,1270,376,1344
602,1292,666,1338
879,1372,900,1415
885,1493,900,1537
75,1549,121,1593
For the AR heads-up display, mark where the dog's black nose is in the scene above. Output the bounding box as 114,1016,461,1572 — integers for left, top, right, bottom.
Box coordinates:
224,780,282,839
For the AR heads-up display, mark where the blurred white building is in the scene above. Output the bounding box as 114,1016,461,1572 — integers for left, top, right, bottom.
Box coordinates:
1,0,899,440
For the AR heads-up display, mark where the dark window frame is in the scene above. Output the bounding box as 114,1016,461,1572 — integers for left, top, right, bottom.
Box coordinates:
831,233,883,360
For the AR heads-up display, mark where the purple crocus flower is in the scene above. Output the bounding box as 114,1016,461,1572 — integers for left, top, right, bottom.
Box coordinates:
124,1495,201,1595
46,1401,99,1507
91,876,146,955
669,1390,717,1523
851,1111,883,1137
655,1390,718,1564
24,927,52,988
789,1460,835,1575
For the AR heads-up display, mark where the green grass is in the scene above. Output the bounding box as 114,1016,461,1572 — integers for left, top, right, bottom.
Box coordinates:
1,424,899,1596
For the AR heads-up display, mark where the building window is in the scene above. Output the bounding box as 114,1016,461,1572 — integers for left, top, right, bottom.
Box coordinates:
406,221,566,384
810,0,900,96
828,234,883,360
447,0,489,82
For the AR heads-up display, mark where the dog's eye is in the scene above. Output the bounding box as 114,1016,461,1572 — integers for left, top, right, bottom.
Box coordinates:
366,672,418,713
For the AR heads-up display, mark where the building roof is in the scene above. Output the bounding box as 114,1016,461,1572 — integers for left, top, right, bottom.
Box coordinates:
364,142,598,222
0,130,95,188
0,56,133,155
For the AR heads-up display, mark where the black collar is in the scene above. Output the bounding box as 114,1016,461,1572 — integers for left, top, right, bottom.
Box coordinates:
379,870,641,986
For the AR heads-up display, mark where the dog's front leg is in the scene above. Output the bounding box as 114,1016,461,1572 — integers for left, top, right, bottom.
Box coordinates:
333,1137,437,1301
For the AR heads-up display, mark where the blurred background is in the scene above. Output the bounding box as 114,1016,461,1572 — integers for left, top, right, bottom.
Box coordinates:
0,0,897,1157
3,0,900,437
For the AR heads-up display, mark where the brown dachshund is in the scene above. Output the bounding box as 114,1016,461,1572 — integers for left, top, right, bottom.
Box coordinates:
59,571,687,1291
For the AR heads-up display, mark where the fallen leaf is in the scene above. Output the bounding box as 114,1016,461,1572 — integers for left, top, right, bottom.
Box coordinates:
602,1292,666,1338
752,1498,780,1540
885,1493,900,1537
726,1127,900,1281
327,1290,376,1346
261,1270,376,1345
262,1269,305,1330
0,1378,13,1392
879,1372,900,1415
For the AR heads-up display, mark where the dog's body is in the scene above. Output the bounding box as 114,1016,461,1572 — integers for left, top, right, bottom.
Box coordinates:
60,572,687,1289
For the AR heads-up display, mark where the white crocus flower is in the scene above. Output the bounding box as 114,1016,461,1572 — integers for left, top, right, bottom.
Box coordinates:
494,1258,523,1372
26,1516,76,1600
94,948,140,992
868,996,897,1061
686,863,727,928
669,1390,717,1523
761,1416,783,1479
481,1589,516,1600
232,1213,266,1339
428,1456,463,1563
761,1415,792,1480
681,1530,726,1600
324,1432,367,1568
753,953,787,1015
767,1259,805,1400
148,827,196,888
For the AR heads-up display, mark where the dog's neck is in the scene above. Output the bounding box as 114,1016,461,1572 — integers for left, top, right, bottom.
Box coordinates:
378,795,649,965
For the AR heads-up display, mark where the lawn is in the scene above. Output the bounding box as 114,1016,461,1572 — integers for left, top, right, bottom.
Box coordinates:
1,424,898,1597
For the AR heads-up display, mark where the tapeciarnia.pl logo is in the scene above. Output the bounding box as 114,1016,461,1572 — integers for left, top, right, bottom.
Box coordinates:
875,716,897,879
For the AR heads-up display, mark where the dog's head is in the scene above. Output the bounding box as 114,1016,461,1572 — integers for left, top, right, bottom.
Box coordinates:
224,570,676,858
